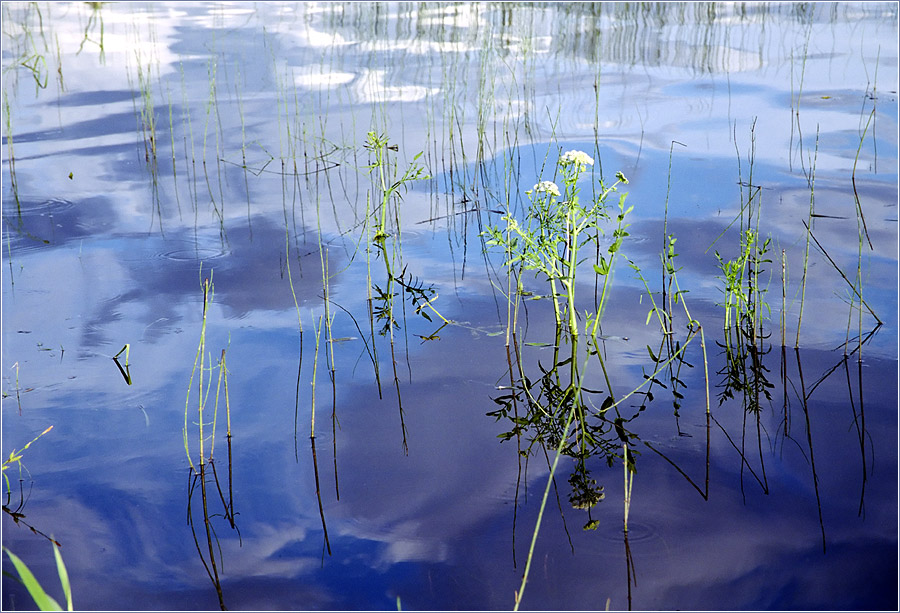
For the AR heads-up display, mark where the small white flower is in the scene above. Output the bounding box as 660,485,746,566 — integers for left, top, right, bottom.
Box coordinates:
560,150,594,168
532,180,560,197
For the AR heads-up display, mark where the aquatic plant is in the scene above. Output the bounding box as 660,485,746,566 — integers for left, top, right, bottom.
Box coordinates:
485,149,633,471
3,543,72,612
2,90,19,211
485,150,638,610
131,51,157,165
2,360,22,414
183,270,231,470
623,442,634,532
795,126,818,347
77,1,105,62
0,2,54,95
491,144,719,609
484,149,630,344
362,131,432,453
2,428,72,611
709,121,773,355
715,228,772,338
713,226,775,445
3,426,53,497
112,344,131,385
365,131,430,243
181,274,236,610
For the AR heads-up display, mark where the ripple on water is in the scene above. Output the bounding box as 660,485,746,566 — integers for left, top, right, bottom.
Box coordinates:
150,236,231,264
3,198,78,253
6,197,78,217
596,517,672,558
99,234,231,275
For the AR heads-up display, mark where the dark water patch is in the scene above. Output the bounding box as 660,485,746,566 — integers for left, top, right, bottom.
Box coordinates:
8,111,144,145
84,217,334,324
2,195,117,252
52,89,136,108
659,538,898,611
6,140,145,165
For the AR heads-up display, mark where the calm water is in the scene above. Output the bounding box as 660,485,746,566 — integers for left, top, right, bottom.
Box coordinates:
2,2,898,611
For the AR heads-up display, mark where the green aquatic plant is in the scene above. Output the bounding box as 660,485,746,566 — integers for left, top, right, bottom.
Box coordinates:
131,51,157,164
623,442,634,533
77,1,105,62
3,543,72,611
795,126,818,347
715,228,772,337
3,426,53,496
365,131,430,243
181,276,236,611
486,150,638,610
362,130,433,453
484,149,630,342
493,147,717,609
2,429,72,611
183,270,231,470
3,90,20,211
183,272,213,470
363,131,432,327
710,121,773,353
714,226,775,437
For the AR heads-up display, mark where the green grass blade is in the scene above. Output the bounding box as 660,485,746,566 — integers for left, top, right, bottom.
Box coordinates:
3,547,63,611
51,544,72,611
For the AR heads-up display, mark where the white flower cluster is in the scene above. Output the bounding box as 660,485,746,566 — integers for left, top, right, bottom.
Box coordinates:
560,149,594,169
532,180,560,197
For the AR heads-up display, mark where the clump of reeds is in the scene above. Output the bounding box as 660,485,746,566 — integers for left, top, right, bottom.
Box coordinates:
183,269,231,470
181,269,236,610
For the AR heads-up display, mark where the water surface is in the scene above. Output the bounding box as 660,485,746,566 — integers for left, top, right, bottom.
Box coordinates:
2,2,897,611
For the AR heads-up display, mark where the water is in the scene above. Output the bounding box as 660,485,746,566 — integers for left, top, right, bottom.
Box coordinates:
2,2,897,610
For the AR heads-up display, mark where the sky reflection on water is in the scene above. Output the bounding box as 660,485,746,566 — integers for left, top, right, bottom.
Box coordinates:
2,2,897,611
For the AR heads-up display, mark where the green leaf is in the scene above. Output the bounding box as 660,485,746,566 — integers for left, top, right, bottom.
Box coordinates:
3,547,63,611
51,544,72,611
646,345,659,363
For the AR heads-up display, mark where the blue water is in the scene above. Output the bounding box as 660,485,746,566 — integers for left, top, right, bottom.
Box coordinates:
2,2,897,610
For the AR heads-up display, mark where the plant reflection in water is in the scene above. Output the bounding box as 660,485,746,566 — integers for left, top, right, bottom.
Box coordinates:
485,147,714,610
